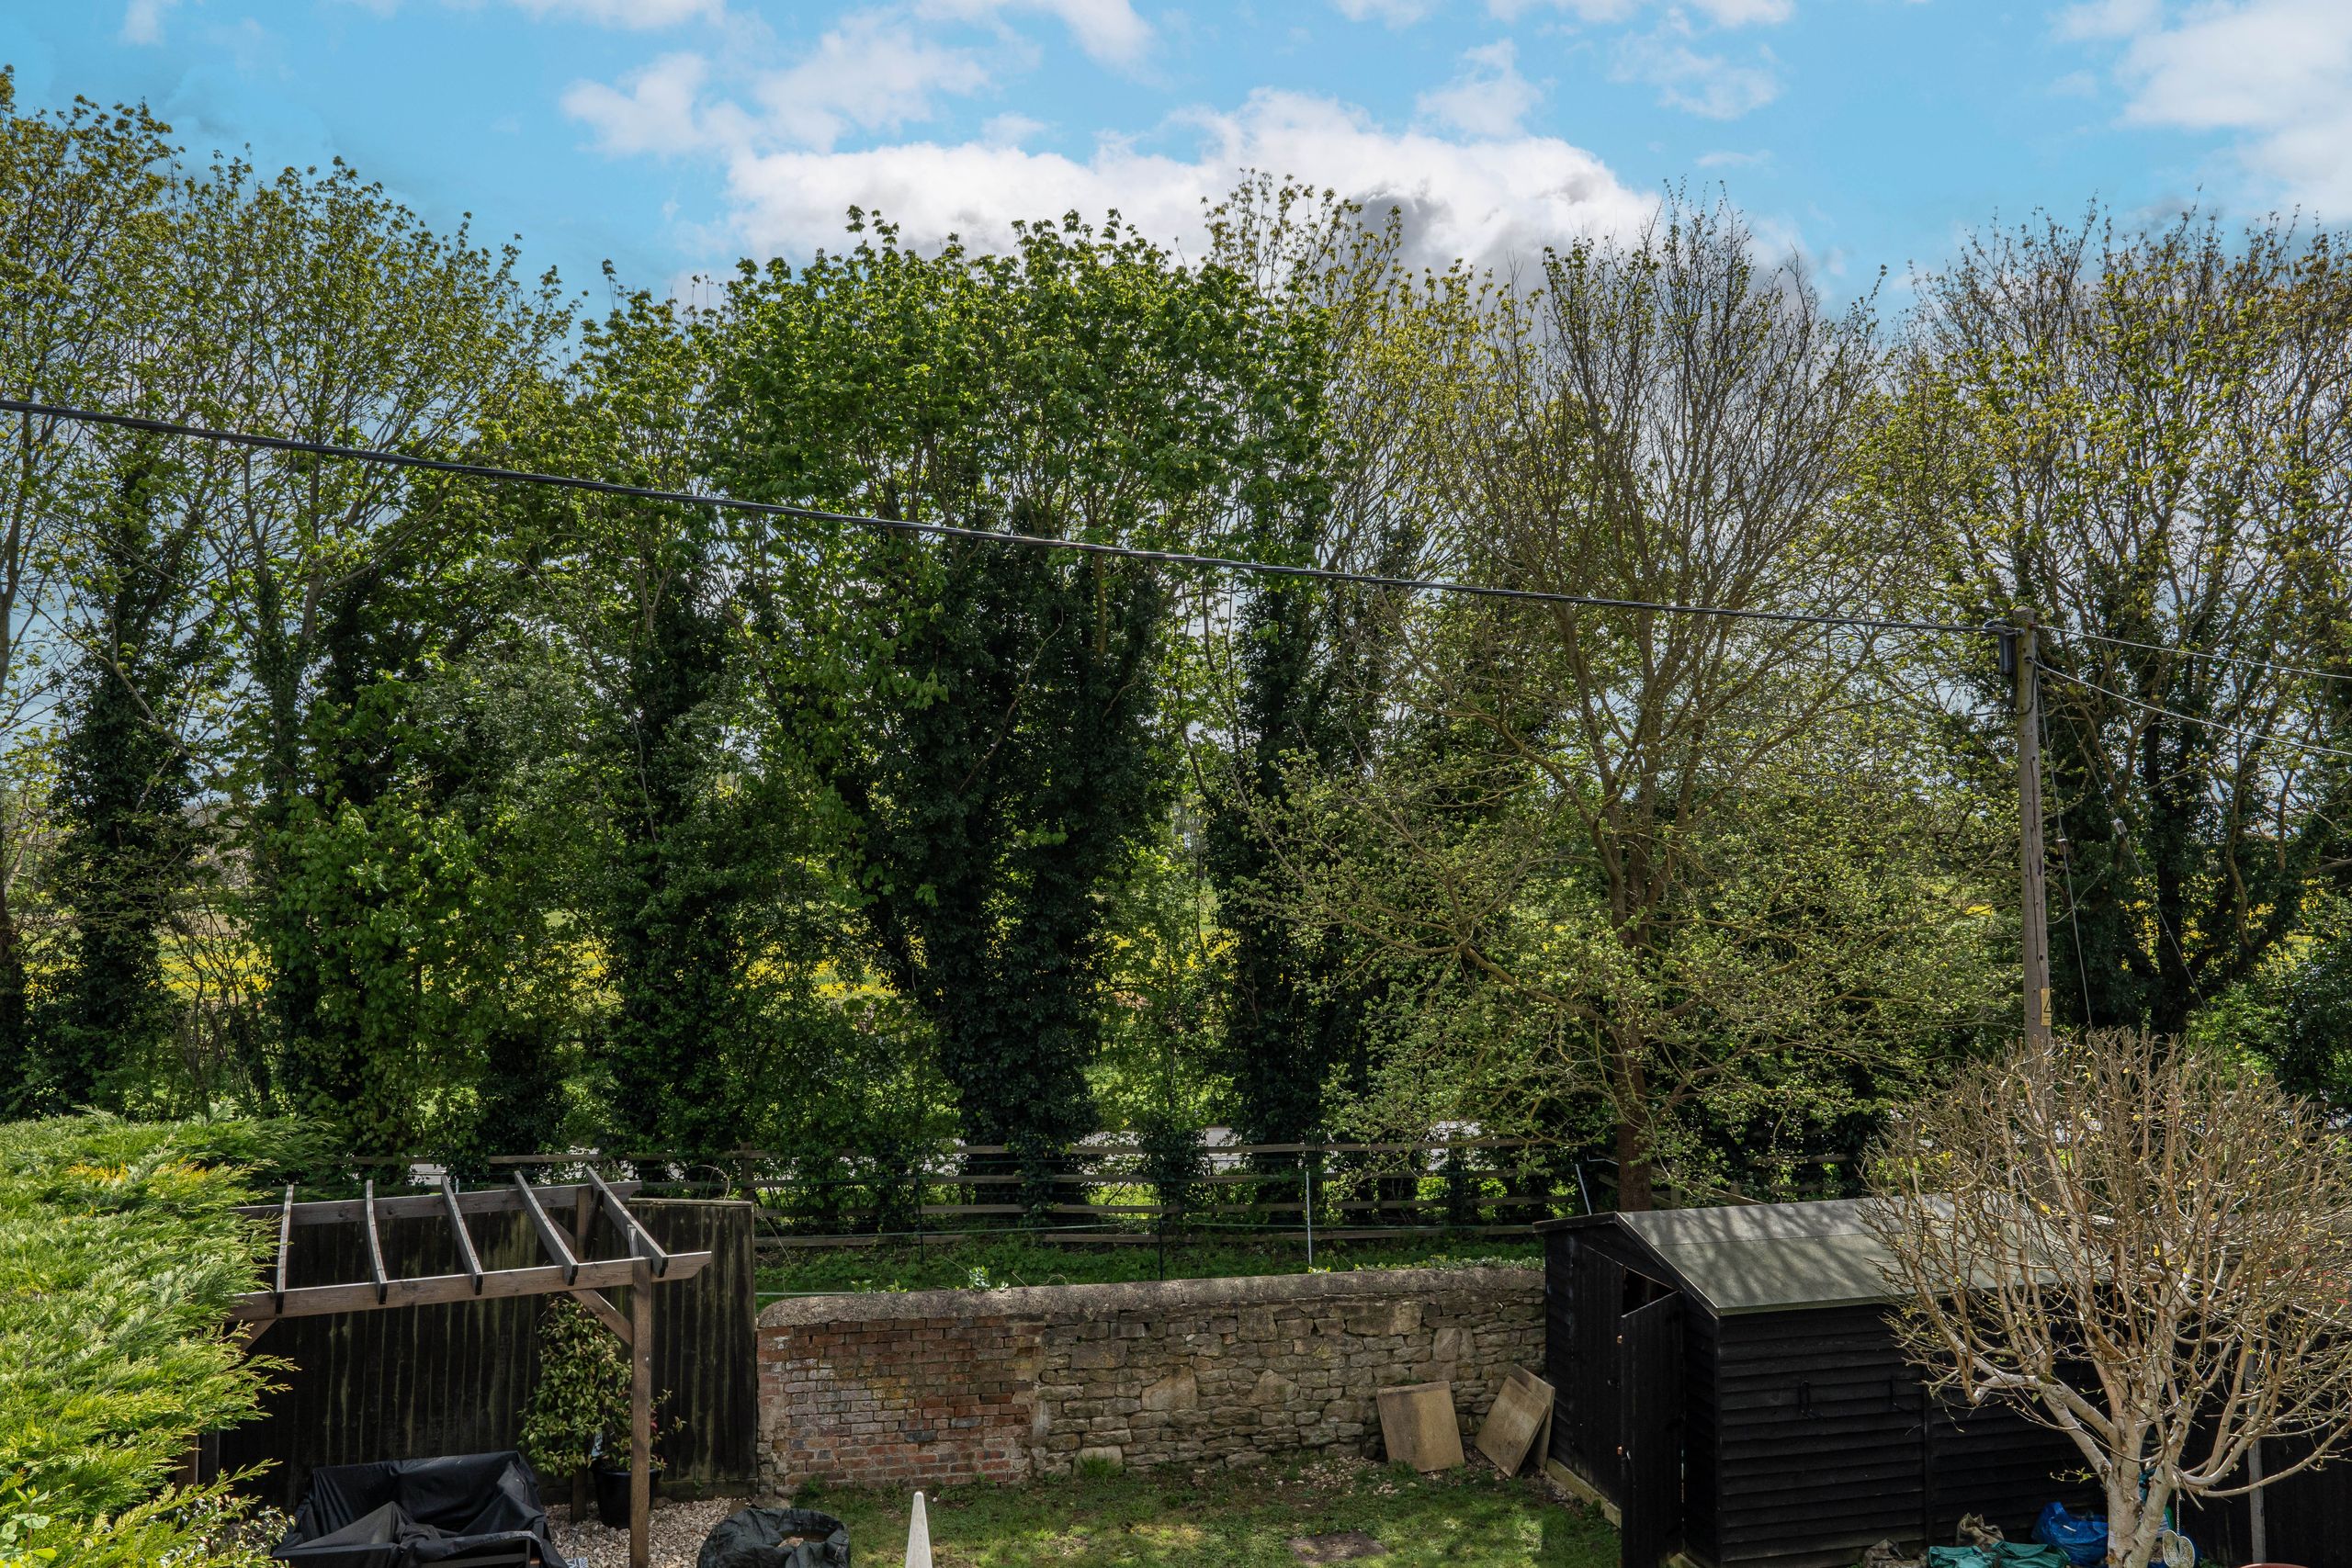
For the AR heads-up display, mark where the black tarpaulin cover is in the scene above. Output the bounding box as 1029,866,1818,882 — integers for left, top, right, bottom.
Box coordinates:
694,1507,850,1568
274,1451,568,1568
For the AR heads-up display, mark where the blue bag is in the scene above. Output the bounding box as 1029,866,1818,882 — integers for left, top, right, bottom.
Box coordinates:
2033,1502,2107,1566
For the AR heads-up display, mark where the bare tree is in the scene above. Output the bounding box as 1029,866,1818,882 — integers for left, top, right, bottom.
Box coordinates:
1868,1030,2352,1568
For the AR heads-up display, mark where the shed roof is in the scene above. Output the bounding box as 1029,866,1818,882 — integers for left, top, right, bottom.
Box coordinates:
1617,1198,1901,1315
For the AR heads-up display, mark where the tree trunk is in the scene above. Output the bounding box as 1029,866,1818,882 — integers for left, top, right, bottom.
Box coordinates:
1614,1115,1654,1212
0,893,29,1116
1610,1019,1655,1211
2104,1472,2165,1568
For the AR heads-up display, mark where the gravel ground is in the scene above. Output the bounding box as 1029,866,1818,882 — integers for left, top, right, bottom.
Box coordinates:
548,1496,737,1568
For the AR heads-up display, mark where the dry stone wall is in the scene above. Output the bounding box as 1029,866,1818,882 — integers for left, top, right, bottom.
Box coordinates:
755,1266,1542,1494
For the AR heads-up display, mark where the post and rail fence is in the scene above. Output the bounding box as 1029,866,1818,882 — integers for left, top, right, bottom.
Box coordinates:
311,1137,1874,1258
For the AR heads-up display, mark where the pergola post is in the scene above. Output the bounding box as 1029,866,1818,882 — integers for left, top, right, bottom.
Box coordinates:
572,1182,595,1528
629,1256,652,1568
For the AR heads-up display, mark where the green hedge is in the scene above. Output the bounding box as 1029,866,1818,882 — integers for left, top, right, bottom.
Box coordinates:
0,1115,311,1567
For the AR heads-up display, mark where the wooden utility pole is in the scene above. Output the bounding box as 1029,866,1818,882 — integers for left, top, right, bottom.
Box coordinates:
2012,607,2052,1048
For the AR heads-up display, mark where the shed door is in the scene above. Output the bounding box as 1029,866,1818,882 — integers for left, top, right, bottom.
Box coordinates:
1618,1291,1684,1568
1574,1244,1627,1476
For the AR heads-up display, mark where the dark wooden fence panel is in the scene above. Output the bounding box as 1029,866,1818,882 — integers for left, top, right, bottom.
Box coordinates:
630,1199,757,1495
218,1199,754,1508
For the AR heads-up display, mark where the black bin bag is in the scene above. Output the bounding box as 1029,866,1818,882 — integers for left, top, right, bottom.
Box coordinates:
695,1506,851,1568
274,1451,568,1568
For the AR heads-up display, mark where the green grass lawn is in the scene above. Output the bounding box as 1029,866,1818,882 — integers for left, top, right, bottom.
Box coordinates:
757,1236,1542,1299
796,1455,1616,1567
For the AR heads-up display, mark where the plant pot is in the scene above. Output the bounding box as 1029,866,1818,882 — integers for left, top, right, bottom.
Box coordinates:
592,1465,653,1529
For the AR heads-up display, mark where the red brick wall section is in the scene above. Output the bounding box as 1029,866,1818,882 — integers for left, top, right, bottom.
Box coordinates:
755,1267,1544,1495
758,1313,1044,1491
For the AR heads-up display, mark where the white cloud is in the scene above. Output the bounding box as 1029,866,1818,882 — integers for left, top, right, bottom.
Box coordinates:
121,0,179,44
1695,147,1770,167
508,0,725,25
2053,0,2159,41
1417,39,1544,137
1612,29,1781,118
716,88,1656,270
562,52,721,154
1333,0,1438,23
2079,0,2352,212
914,0,1153,67
1490,0,1792,25
565,18,991,155
1687,0,1793,23
1475,0,1787,118
983,112,1048,144
754,15,992,150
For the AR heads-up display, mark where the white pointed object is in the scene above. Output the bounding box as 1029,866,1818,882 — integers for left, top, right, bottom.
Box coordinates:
903,1490,933,1568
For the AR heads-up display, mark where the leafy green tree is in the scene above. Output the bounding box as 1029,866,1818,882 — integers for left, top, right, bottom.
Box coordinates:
0,79,178,1113
1386,199,1899,1208
544,284,782,1162
43,449,208,1111
718,213,1326,1202
1284,700,2010,1207
165,157,570,1148
2261,892,2352,1111
1878,211,2352,1038
1252,198,2011,1209
1193,182,1472,1145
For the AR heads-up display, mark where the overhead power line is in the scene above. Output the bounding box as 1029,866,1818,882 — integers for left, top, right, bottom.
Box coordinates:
2068,626,2350,686
2035,660,2352,762
3,397,1992,639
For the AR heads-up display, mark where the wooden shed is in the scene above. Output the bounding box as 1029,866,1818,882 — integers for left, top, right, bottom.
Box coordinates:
1540,1199,2352,1568
1542,1200,2100,1568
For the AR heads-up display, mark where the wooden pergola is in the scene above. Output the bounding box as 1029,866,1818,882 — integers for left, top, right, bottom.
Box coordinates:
231,1170,714,1568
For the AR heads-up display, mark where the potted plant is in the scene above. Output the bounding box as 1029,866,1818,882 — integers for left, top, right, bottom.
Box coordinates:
518,1298,669,1527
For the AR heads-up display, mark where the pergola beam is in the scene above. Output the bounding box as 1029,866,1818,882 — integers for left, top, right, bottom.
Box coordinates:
566,1286,632,1345
232,1180,641,1227
585,1168,670,1277
440,1176,485,1294
228,1248,712,1321
514,1175,581,1285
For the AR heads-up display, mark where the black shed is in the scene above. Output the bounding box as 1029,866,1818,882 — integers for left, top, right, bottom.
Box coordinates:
1543,1200,2107,1568
1542,1199,2351,1568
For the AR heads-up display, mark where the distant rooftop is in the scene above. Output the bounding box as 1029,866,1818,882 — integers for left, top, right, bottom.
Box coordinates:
1619,1198,1901,1315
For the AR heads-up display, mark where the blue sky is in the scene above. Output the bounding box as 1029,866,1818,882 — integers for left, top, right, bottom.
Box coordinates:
3,1,2344,304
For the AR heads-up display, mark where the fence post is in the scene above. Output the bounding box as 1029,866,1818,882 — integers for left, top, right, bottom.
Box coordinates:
1302,1153,1314,1269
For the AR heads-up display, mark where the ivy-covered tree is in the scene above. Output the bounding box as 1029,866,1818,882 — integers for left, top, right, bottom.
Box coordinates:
718,213,1328,1202
548,283,800,1163
168,156,571,1150
1195,182,1468,1145
42,452,207,1111
0,79,178,1114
